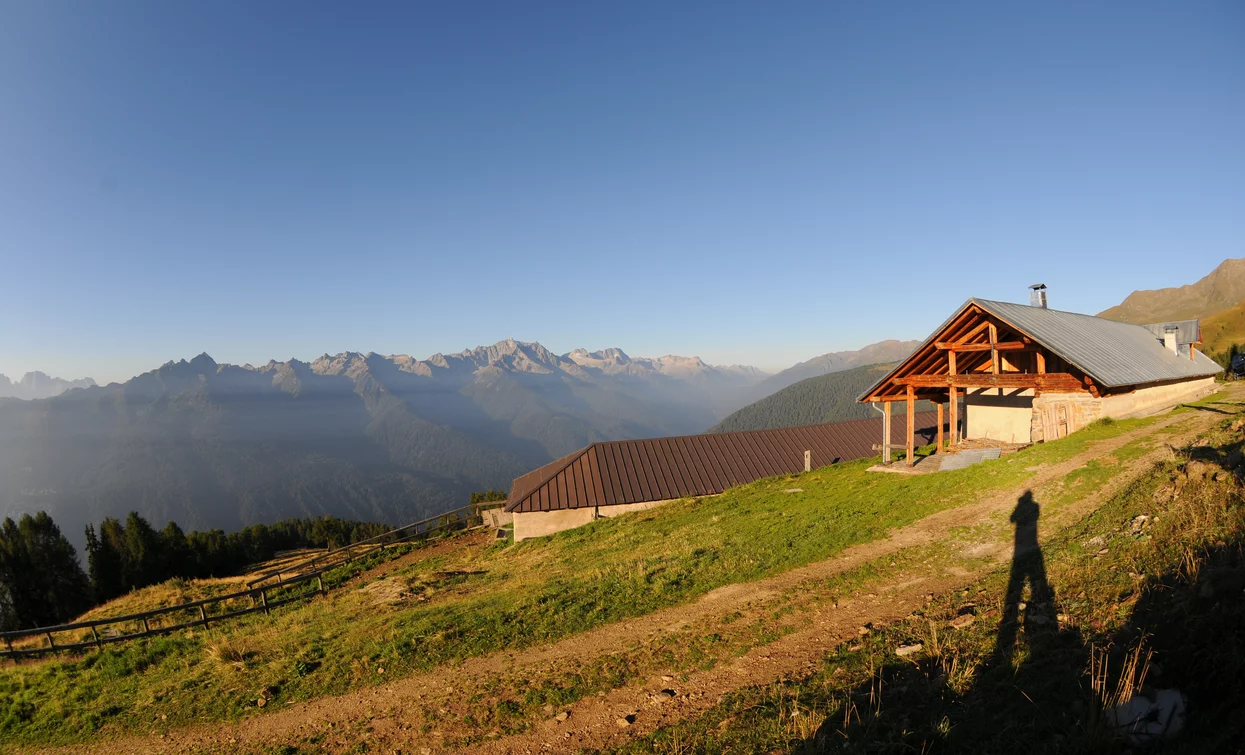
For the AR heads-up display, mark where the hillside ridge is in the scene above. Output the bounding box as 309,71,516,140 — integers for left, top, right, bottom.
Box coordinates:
1097,256,1245,324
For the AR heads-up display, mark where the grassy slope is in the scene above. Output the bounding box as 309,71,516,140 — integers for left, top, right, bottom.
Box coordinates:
607,408,1245,754
1200,297,1245,358
711,363,935,433
0,415,1174,747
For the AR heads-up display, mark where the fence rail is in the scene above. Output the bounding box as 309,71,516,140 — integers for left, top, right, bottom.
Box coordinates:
0,502,504,661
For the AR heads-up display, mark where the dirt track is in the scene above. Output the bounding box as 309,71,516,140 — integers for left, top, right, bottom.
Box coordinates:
36,395,1232,755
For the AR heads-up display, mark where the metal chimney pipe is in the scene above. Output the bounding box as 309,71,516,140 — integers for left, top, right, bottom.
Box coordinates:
1029,283,1048,309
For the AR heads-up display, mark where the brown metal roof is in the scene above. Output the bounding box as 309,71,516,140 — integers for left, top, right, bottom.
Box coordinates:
505,413,939,513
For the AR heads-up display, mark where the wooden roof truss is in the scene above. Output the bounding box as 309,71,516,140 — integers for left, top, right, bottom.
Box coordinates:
861,303,1096,403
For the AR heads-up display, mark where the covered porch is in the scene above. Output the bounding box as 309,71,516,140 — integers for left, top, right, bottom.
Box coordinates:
859,301,1094,467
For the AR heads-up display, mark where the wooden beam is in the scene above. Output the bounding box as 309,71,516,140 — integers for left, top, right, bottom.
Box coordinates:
936,402,944,453
906,385,915,467
897,373,1085,391
935,340,1030,352
1036,351,1046,374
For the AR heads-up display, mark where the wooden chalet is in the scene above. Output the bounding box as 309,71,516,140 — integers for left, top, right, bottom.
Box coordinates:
858,290,1222,465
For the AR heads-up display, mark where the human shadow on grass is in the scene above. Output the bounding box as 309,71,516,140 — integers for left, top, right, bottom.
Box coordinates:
801,491,1090,754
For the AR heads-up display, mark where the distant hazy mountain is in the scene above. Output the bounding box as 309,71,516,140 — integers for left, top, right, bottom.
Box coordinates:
0,372,96,400
1098,257,1245,324
0,340,765,549
711,362,934,434
742,340,920,405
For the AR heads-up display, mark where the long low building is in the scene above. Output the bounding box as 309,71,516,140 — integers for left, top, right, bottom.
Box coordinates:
504,413,938,541
857,290,1222,464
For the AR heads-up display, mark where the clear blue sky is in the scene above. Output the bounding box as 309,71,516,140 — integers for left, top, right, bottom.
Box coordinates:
1,2,1242,383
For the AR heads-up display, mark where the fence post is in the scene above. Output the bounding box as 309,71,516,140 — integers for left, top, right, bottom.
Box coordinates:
199,604,209,628
317,575,325,594
45,632,55,650
142,617,150,634
91,625,101,649
260,589,269,615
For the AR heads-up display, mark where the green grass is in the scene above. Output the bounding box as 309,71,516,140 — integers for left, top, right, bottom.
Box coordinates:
602,413,1245,755
0,412,1173,747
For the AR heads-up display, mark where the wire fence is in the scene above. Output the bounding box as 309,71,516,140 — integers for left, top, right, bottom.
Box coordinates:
1,502,503,661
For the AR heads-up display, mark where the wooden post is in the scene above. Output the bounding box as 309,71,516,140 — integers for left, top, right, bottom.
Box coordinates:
45,632,55,650
950,389,959,446
936,402,944,453
947,351,959,446
882,401,892,464
317,575,325,594
1036,351,1046,374
142,617,150,634
199,604,209,627
988,323,999,375
91,625,101,649
260,589,269,615
906,386,915,467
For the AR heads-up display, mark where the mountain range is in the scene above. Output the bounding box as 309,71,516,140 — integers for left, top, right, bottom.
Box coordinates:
0,339,772,550
0,372,96,401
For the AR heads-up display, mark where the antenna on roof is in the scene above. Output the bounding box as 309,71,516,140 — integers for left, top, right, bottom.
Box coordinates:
1029,283,1048,309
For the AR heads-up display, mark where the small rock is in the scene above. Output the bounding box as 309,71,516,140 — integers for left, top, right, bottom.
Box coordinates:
949,614,975,630
554,711,569,723
661,675,674,682
896,643,923,657
377,667,385,675
783,488,803,494
256,697,267,708
543,704,554,714
847,643,863,652
857,624,872,636
615,715,635,727
1057,613,1071,623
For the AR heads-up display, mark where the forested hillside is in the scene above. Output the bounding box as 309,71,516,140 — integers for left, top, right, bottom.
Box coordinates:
711,362,934,433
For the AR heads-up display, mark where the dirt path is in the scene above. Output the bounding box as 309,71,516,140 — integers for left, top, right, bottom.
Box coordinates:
37,399,1229,755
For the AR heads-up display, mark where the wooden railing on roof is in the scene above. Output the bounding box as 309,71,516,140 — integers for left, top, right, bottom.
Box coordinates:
0,502,504,661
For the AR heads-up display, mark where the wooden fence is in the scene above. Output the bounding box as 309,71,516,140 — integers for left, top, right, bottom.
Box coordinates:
0,502,503,661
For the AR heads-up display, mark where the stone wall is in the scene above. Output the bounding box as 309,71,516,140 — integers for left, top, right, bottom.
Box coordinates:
1031,392,1103,443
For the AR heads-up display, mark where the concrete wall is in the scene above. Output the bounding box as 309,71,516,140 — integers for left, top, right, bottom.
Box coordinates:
1101,376,1217,418
512,498,680,541
964,388,1035,444
512,508,595,542
595,499,677,518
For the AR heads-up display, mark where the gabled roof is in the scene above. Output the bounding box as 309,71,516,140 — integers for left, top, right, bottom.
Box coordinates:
505,414,939,514
859,298,1222,401
1141,320,1201,346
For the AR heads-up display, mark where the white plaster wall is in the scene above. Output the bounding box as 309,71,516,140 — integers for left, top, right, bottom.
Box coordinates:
1101,376,1217,418
964,388,1035,444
